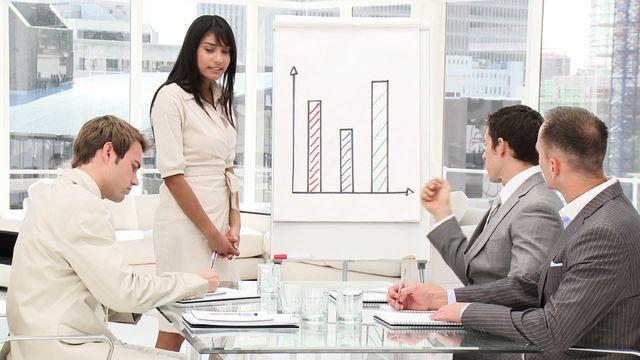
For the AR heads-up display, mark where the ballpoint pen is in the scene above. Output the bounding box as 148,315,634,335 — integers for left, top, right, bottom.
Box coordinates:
208,311,259,317
396,268,407,307
210,252,218,269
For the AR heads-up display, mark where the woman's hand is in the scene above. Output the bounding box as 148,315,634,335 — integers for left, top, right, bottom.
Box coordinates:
225,226,240,260
206,230,239,257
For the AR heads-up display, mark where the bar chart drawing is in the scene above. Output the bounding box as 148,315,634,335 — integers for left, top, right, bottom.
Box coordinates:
307,100,322,192
272,17,421,223
340,129,354,192
371,80,389,193
290,73,411,196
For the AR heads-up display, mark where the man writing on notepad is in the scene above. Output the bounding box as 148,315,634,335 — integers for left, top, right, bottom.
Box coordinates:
5,115,220,360
389,107,640,359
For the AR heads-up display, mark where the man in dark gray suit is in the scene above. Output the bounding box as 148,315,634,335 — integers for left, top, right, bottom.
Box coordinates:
423,105,563,286
391,106,640,359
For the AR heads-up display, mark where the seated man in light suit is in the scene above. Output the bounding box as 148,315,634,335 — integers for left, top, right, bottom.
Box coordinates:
391,107,640,359
423,105,563,285
5,115,220,360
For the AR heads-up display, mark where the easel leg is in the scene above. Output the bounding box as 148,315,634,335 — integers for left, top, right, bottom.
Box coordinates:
341,260,352,281
417,260,428,283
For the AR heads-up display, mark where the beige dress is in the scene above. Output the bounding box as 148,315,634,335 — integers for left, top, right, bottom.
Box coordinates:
151,82,238,332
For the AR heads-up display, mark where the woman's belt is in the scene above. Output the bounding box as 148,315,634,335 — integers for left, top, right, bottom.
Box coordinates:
224,170,240,211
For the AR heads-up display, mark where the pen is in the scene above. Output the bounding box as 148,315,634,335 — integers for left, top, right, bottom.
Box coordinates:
396,268,407,307
210,252,218,269
210,311,259,317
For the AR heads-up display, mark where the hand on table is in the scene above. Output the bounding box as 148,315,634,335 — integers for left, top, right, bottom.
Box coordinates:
387,282,448,311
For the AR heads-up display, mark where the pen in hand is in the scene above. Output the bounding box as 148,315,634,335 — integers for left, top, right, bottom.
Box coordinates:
396,268,407,308
210,252,218,269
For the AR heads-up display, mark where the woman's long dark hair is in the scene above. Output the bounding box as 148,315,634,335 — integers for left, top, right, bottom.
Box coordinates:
150,15,237,127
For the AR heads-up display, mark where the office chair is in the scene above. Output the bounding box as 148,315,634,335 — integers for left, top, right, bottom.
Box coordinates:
0,311,113,360
0,335,114,360
569,346,640,357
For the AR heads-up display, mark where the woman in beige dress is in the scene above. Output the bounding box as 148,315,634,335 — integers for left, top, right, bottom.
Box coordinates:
149,15,241,351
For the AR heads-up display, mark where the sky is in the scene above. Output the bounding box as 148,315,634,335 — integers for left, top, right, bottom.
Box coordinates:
141,0,197,45
540,0,591,74
141,0,594,75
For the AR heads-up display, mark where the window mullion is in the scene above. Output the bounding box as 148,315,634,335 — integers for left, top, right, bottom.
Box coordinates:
130,0,142,195
1,0,9,211
243,3,258,205
524,0,543,110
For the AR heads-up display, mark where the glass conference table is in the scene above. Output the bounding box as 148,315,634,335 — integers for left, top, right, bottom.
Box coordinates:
157,281,540,359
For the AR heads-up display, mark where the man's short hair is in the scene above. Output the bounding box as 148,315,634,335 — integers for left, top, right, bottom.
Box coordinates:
486,104,543,165
72,115,151,168
541,106,608,174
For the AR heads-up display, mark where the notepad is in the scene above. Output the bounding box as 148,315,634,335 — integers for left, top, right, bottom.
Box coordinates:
182,312,299,328
175,287,260,306
329,287,388,304
373,305,462,329
191,310,272,322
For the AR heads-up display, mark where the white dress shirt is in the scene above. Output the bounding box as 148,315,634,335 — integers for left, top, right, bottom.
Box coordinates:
559,177,617,227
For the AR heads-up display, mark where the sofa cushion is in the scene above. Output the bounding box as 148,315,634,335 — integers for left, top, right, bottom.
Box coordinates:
133,194,159,230
24,178,55,211
263,230,271,256
114,230,155,264
238,227,264,258
104,196,138,230
449,191,469,221
115,227,263,264
236,257,263,280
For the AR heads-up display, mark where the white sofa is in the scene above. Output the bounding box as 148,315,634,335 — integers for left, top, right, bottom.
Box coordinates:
106,194,412,282
0,187,483,288
104,194,266,280
105,192,480,283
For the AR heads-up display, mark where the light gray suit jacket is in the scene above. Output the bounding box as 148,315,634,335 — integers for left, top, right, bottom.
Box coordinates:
455,181,640,359
6,169,208,360
428,172,563,285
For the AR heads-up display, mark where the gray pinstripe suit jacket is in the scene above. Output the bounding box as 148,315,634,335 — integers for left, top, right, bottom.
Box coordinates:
428,172,563,286
455,181,640,359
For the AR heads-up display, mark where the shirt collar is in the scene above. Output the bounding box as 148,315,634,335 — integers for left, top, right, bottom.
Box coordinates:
498,166,541,205
559,177,617,222
60,168,102,198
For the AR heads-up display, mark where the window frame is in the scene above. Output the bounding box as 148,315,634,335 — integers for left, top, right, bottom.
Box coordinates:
0,0,549,212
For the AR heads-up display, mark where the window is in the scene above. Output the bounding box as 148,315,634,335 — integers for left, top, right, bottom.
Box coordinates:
8,0,130,209
106,58,119,71
541,0,640,209
443,0,529,207
352,5,410,17
139,2,247,198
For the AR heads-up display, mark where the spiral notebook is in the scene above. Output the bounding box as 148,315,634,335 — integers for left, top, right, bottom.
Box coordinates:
182,310,299,329
174,287,260,306
328,287,388,304
373,305,463,329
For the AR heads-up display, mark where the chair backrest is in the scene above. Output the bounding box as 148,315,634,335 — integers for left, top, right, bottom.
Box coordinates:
449,191,469,221
23,179,56,211
0,335,113,360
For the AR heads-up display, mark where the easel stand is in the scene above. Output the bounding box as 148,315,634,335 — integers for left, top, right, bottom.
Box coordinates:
272,258,429,282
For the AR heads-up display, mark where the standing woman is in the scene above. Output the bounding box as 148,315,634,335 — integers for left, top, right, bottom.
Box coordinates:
150,15,241,351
